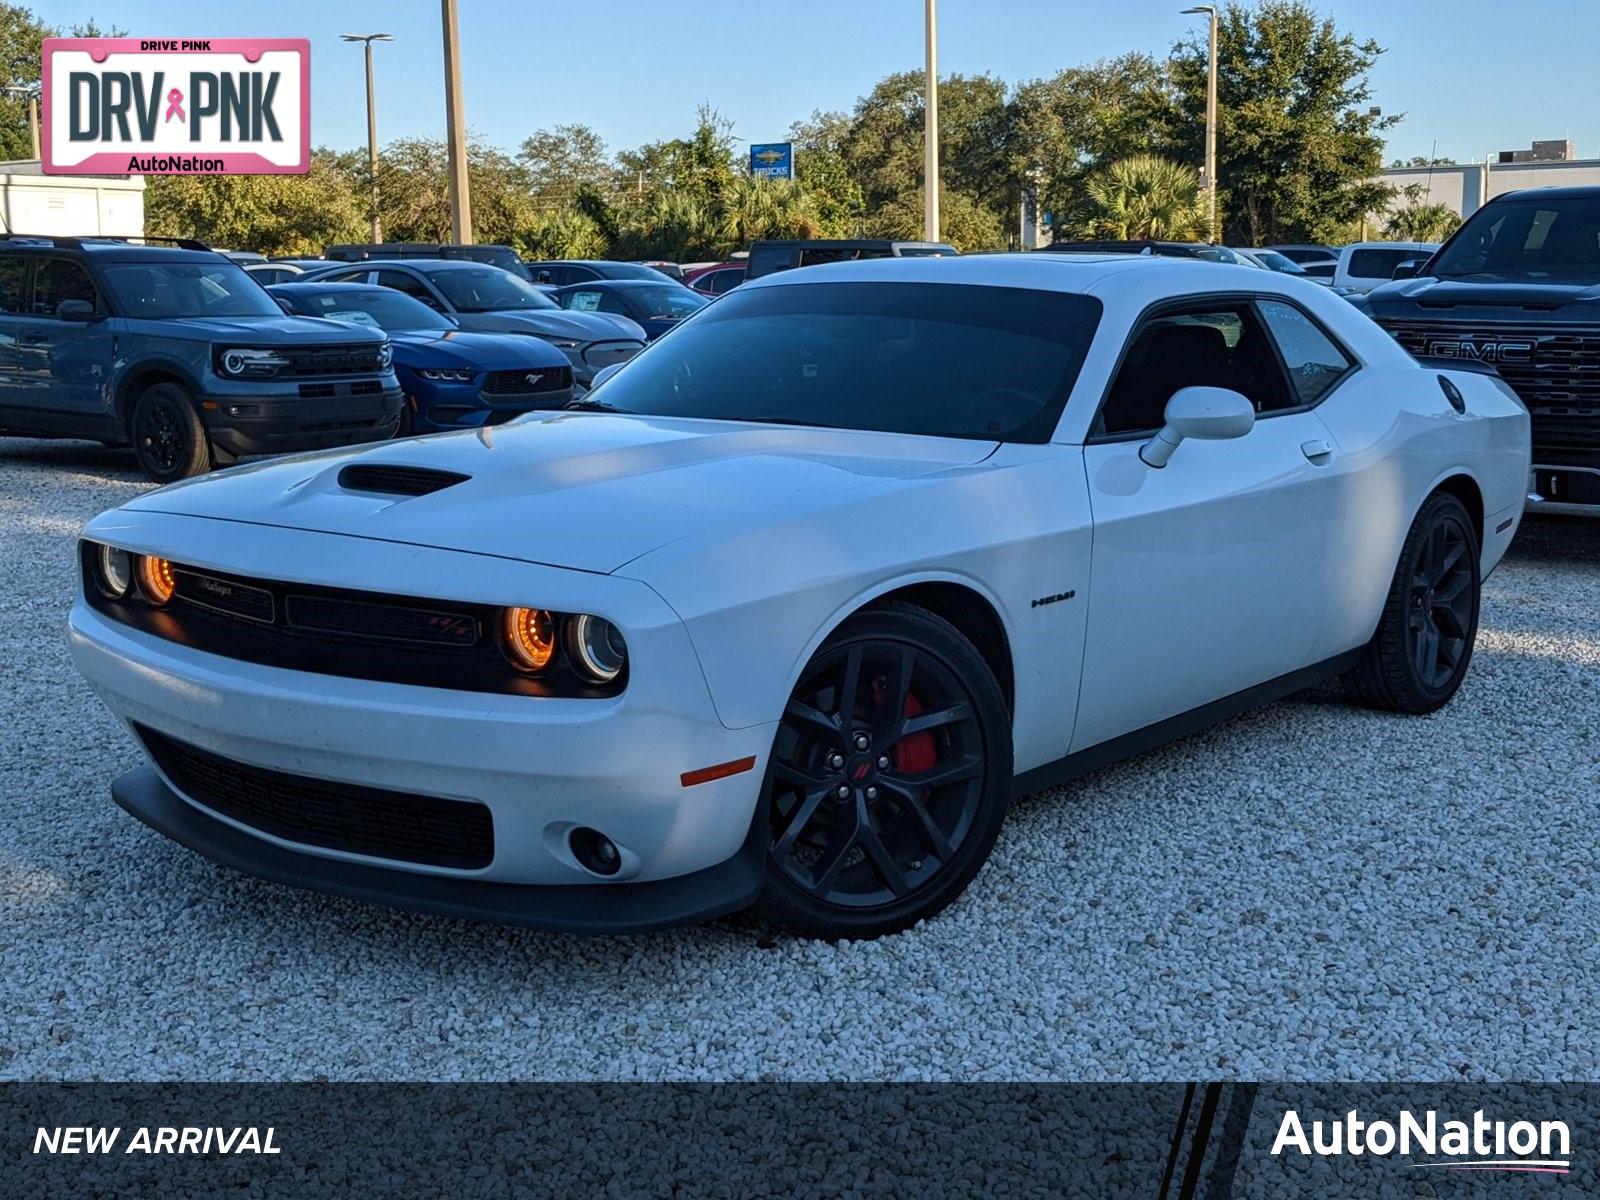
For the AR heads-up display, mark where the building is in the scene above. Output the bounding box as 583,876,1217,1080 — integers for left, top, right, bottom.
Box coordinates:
1381,143,1600,221
0,160,145,238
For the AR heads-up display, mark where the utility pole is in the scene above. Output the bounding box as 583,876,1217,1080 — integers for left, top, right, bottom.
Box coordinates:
440,0,473,244
2,87,40,159
1182,6,1219,242
923,0,939,242
340,34,392,243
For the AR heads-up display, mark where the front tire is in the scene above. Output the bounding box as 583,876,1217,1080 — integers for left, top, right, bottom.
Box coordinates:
1343,491,1480,714
755,602,1012,939
131,383,212,483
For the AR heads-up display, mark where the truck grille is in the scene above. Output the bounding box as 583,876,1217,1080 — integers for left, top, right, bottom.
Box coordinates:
279,344,387,377
481,366,571,397
137,725,494,870
1376,318,1600,449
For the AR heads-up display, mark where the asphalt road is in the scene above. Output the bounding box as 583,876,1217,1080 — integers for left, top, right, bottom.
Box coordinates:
2,436,1596,1081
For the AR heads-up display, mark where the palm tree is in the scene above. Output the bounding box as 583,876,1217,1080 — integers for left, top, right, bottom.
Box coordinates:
1085,155,1206,241
716,175,823,253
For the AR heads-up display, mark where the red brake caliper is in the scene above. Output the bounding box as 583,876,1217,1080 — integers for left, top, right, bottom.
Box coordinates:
891,691,937,775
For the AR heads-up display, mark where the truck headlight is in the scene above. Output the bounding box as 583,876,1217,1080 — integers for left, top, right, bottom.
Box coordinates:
217,348,289,378
377,342,394,370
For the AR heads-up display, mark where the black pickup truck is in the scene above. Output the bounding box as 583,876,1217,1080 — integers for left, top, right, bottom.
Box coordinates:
1354,186,1600,516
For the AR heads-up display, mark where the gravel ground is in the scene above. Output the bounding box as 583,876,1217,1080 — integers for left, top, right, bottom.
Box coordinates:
1,437,1597,1083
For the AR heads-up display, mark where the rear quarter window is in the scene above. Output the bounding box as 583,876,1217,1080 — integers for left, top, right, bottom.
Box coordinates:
1347,249,1414,279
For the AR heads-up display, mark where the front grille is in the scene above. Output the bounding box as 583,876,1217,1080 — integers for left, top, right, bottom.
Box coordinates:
279,344,387,377
582,340,644,369
1377,318,1600,449
299,380,385,399
173,569,274,623
285,593,479,646
138,726,494,869
481,366,571,396
338,464,469,496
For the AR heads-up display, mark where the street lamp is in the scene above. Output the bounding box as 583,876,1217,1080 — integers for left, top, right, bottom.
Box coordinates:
923,0,939,243
340,33,392,243
2,85,41,160
1181,5,1218,243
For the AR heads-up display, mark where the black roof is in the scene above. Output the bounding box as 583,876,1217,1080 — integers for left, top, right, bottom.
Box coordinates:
0,234,221,261
1487,185,1600,203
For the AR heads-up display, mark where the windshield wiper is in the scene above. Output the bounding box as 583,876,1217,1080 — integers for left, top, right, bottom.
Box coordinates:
563,397,631,413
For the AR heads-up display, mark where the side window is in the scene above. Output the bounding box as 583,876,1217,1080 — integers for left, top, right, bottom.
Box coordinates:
1257,300,1353,407
1098,302,1293,437
710,268,742,295
327,268,371,284
32,258,98,317
375,270,440,308
0,255,28,313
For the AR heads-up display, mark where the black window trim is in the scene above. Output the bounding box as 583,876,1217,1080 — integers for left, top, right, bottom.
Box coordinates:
1083,290,1362,444
29,254,103,320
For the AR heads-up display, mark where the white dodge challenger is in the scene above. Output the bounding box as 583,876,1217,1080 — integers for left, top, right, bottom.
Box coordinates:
69,254,1530,938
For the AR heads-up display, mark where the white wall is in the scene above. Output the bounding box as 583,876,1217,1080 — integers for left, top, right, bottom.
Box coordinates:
1382,158,1600,219
0,162,145,238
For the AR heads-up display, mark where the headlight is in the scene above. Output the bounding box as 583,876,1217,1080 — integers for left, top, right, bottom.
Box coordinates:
566,614,627,683
217,347,289,378
501,606,557,673
418,368,475,382
138,555,176,605
95,544,133,598
377,342,394,370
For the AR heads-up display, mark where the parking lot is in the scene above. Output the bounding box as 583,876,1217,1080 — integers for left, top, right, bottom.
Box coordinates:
1,435,1596,1083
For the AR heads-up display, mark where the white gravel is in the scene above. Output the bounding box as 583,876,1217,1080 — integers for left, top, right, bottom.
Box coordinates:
2,436,1597,1082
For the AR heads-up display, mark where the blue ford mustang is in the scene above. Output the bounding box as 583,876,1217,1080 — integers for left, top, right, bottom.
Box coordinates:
269,282,574,434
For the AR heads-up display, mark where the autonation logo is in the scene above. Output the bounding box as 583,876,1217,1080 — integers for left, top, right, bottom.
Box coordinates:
1272,1108,1571,1175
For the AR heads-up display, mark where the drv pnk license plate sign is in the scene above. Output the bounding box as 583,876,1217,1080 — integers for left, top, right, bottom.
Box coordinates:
41,38,310,175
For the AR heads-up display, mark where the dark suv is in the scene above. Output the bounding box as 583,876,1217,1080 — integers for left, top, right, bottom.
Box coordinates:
1355,186,1600,516
0,236,401,483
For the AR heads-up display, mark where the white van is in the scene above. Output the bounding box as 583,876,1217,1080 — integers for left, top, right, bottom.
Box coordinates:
1333,241,1439,293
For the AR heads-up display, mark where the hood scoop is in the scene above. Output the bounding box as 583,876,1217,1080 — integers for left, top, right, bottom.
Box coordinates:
337,464,471,497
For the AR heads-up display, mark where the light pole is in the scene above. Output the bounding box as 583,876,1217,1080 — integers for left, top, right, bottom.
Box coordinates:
2,86,41,160
1182,5,1218,243
923,0,939,243
340,34,392,243
440,0,473,244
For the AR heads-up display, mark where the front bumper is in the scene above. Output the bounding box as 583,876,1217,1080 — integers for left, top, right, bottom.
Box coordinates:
1527,454,1600,517
201,384,403,456
68,518,774,927
112,766,764,933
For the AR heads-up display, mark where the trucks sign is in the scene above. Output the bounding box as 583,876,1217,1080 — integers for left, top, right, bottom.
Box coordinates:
41,38,310,175
749,143,793,180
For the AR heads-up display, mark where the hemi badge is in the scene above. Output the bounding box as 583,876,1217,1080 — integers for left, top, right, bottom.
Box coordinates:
1031,590,1076,609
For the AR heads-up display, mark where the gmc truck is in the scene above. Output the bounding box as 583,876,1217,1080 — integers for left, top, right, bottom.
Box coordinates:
1354,186,1600,516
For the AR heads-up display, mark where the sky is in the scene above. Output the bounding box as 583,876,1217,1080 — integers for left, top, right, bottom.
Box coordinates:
28,0,1600,167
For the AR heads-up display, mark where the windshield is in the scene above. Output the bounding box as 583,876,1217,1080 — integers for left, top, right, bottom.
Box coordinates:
102,261,283,319
1192,246,1255,266
428,266,558,312
1431,195,1600,281
628,285,708,319
590,281,1101,443
279,288,453,332
1250,249,1306,275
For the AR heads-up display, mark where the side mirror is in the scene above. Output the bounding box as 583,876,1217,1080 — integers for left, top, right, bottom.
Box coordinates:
589,362,625,391
56,298,100,322
1139,386,1255,468
274,297,296,315
1390,258,1426,280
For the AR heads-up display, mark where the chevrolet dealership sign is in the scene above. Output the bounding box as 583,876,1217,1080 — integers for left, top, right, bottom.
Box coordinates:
41,38,309,174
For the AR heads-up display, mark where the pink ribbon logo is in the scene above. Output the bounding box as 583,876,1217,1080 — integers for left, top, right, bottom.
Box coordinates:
164,88,185,123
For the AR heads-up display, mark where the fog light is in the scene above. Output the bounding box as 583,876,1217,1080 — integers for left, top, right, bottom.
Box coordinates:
138,556,176,605
96,544,133,598
569,826,622,876
501,606,556,672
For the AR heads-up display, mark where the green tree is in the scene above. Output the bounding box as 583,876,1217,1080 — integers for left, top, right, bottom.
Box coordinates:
1084,155,1206,239
517,205,608,259
518,124,613,200
1383,183,1461,242
788,110,866,236
0,5,124,160
334,137,536,246
142,155,364,254
715,174,824,248
1168,0,1397,244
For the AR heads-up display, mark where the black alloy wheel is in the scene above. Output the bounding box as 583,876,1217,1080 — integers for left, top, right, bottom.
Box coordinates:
757,602,1011,938
1344,491,1481,714
131,383,212,483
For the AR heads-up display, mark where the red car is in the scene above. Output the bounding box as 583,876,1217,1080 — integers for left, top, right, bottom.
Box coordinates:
682,262,746,297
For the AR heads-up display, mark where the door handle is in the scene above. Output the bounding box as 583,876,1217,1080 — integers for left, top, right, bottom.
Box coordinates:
1300,439,1334,465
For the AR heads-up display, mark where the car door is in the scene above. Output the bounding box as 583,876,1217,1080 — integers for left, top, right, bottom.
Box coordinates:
1072,296,1349,751
374,269,452,315
0,252,32,414
4,256,113,434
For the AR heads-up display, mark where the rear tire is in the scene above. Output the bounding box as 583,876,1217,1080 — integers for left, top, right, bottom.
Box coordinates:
131,383,212,483
1343,491,1480,714
755,602,1012,939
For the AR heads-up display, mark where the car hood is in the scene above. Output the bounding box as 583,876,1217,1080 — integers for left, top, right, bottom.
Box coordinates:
136,315,388,344
123,414,998,574
389,328,569,370
1363,276,1600,313
457,308,647,343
